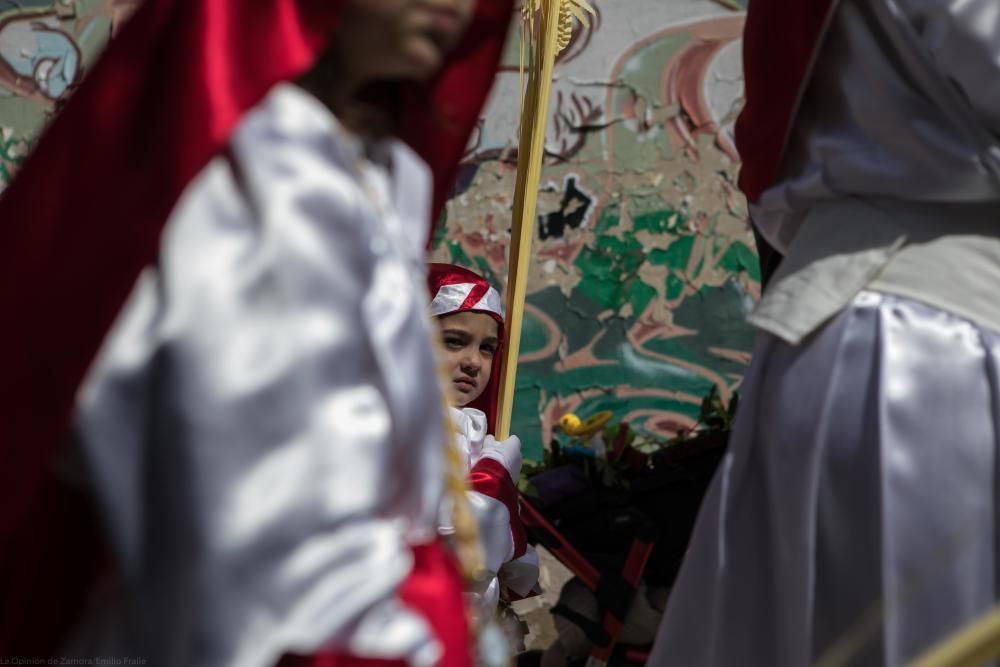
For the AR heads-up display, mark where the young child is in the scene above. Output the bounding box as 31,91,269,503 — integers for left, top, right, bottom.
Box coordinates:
0,1,514,666
427,264,540,629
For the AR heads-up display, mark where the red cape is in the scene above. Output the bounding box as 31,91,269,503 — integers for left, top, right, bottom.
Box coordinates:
734,0,840,204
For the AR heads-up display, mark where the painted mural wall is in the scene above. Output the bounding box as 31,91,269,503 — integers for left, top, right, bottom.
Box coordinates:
0,0,757,460
430,0,756,458
0,0,138,185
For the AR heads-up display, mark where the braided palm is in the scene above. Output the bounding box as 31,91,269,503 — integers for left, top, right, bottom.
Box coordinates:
522,0,596,54
440,399,483,581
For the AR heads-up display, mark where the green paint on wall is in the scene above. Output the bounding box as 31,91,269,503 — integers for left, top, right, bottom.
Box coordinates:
663,235,694,268
77,16,112,68
647,248,669,265
622,33,691,109
634,209,681,234
607,33,692,169
520,309,552,359
627,280,657,318
431,210,448,247
593,209,620,235
0,97,49,136
574,229,654,314
447,240,473,267
473,255,501,291
507,282,744,459
511,383,544,459
644,279,755,376
720,240,761,282
666,273,686,300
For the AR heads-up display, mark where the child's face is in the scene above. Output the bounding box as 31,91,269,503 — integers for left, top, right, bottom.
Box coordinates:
438,311,499,407
340,0,476,85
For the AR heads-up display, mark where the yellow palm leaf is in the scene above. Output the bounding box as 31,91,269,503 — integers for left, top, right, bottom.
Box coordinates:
499,0,598,438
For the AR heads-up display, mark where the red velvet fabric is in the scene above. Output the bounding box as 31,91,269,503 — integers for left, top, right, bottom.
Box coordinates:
469,458,527,558
733,0,839,203
282,655,410,667
0,0,513,657
278,542,472,667
0,0,341,547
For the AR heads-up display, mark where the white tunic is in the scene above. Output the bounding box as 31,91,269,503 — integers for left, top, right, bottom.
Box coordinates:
446,406,539,617
753,0,1000,251
749,0,1000,343
650,2,1000,664
67,84,450,667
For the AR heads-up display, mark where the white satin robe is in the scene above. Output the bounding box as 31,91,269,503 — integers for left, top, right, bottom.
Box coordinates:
445,407,539,618
650,1,1000,664
66,84,453,667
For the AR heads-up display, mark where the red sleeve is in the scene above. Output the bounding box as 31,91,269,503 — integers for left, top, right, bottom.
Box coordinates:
468,458,528,558
734,0,838,203
278,541,472,667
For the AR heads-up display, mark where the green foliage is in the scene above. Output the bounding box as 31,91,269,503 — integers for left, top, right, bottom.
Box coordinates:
699,384,738,433
517,459,546,498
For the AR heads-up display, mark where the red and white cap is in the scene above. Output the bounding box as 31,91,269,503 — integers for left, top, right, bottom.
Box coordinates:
428,265,504,321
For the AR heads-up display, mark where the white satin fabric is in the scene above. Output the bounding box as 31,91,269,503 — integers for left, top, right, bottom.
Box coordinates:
429,283,503,319
754,0,1000,252
747,0,1000,349
747,197,1000,345
67,84,450,667
451,406,491,470
650,290,1000,666
445,407,539,616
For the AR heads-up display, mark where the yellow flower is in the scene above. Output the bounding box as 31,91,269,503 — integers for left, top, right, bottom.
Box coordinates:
559,410,612,438
559,412,582,433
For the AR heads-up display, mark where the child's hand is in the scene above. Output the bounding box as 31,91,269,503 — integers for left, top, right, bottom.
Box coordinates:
481,434,522,480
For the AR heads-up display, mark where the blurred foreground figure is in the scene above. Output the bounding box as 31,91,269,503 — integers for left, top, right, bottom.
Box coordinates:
0,1,513,665
650,1,1000,665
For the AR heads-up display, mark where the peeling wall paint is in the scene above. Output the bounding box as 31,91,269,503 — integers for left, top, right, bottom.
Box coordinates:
0,0,757,460
0,0,138,188
430,0,756,459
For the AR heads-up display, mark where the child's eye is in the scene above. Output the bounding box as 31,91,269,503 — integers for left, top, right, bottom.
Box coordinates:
481,345,497,357
445,337,464,349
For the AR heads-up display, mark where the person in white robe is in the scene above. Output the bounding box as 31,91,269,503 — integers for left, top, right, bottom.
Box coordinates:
0,1,517,666
650,1,1000,665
